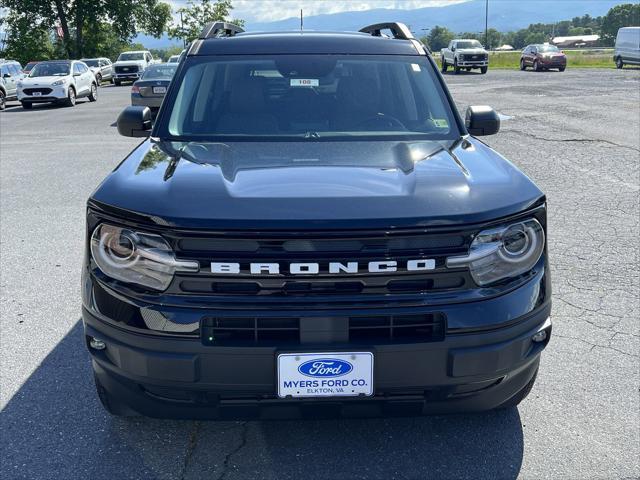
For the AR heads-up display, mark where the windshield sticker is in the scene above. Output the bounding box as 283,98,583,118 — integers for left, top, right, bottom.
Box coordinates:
411,63,421,72
433,119,449,128
290,78,319,87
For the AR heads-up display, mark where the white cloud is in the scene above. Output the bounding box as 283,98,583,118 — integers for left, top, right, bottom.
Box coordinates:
167,0,469,23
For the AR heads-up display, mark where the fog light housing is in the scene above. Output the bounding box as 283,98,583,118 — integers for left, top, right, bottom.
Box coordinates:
89,337,106,350
532,330,547,343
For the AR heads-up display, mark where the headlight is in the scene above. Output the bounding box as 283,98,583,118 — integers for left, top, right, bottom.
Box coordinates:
51,78,67,86
446,218,545,286
90,224,198,291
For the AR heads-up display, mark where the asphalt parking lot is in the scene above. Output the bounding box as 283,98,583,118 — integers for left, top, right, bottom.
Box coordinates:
1,68,638,480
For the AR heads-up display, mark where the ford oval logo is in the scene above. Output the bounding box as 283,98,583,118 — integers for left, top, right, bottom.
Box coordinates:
298,358,353,378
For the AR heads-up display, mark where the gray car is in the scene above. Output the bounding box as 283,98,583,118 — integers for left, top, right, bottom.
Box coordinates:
130,63,177,111
80,57,113,84
0,60,24,110
614,27,640,69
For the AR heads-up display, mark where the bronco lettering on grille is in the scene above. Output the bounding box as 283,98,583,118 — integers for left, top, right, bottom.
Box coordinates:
210,259,435,275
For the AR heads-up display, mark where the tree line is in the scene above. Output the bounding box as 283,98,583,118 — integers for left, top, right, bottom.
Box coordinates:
0,0,242,64
421,3,640,51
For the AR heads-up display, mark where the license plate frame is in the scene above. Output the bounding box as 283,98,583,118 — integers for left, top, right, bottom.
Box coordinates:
152,86,167,94
277,352,374,399
32,92,42,96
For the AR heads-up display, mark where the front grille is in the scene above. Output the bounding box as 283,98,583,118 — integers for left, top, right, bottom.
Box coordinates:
461,54,487,61
23,88,52,95
166,229,473,297
201,313,446,346
115,65,139,74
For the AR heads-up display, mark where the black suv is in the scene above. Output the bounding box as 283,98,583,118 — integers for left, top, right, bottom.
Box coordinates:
84,22,551,419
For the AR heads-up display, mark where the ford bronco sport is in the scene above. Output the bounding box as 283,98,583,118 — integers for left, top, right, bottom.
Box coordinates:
83,22,551,419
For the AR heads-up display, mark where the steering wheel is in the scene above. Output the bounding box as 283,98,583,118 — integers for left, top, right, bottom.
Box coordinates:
355,114,407,131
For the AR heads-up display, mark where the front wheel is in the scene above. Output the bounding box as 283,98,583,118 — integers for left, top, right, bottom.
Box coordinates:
21,102,32,110
534,60,541,72
96,74,102,85
64,87,76,107
114,79,121,86
88,83,98,102
454,59,461,74
480,66,488,74
520,59,526,70
558,66,566,72
0,91,5,111
615,57,624,69
441,59,448,73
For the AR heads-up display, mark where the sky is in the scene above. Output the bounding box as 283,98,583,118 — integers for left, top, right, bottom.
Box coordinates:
166,0,470,23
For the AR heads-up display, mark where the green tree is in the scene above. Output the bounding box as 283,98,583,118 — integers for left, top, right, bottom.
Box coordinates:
422,25,455,52
524,32,548,45
168,0,244,44
601,3,640,45
0,0,172,58
1,10,55,64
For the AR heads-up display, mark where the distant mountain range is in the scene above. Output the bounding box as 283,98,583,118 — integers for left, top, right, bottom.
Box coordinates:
135,0,627,49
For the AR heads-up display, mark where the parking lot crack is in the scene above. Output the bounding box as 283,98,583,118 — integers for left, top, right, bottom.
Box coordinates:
179,421,200,480
505,129,640,153
217,421,249,480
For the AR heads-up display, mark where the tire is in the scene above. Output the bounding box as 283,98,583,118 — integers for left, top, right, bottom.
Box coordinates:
480,66,488,74
559,66,566,72
520,59,526,71
498,368,538,409
21,102,32,110
110,77,115,85
64,87,76,107
534,60,541,72
88,83,98,102
96,74,102,85
615,57,623,69
0,90,5,111
454,59,461,74
441,59,447,73
114,79,121,86
94,373,138,417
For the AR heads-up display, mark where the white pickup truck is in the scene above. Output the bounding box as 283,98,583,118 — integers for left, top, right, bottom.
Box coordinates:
441,39,489,74
112,50,159,86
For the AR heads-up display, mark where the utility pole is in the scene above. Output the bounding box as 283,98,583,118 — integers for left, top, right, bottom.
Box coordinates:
484,0,489,49
300,9,303,31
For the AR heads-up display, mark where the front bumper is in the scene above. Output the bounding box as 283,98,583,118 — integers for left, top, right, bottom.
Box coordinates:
115,73,141,81
457,61,488,67
17,86,68,103
83,299,551,419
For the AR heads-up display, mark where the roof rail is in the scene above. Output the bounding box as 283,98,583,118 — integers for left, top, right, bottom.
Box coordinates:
199,22,244,39
359,22,415,40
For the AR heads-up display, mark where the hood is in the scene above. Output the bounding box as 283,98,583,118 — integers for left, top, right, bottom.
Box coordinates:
20,75,70,86
90,138,544,229
456,48,487,54
114,60,146,67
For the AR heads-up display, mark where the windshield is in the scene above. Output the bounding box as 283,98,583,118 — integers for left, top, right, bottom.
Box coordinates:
162,55,458,141
82,59,99,67
29,62,70,77
118,52,145,61
24,62,38,71
538,45,560,53
168,55,180,63
456,40,483,49
142,64,177,80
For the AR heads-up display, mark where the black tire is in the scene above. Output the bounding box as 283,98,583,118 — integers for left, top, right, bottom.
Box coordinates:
558,66,566,72
88,83,98,102
534,60,541,72
94,373,138,417
110,77,115,84
454,59,461,74
480,66,488,74
96,74,102,85
0,90,5,111
114,79,121,86
498,369,538,409
64,87,76,107
520,59,526,71
441,59,447,73
21,102,32,110
615,57,623,69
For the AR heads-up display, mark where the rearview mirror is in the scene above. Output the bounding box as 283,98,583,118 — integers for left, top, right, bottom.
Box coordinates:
465,105,500,136
117,106,152,137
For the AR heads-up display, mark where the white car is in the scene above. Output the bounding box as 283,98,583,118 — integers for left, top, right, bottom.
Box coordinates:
17,60,97,109
167,55,181,64
113,50,158,85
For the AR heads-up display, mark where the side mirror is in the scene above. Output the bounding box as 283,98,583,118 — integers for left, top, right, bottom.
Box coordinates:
3,73,10,78
117,106,152,137
465,105,500,136
451,47,456,52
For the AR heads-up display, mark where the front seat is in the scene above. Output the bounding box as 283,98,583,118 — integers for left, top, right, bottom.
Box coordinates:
216,77,278,135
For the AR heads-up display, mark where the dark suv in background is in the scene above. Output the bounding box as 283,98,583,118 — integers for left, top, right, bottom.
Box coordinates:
83,22,552,419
